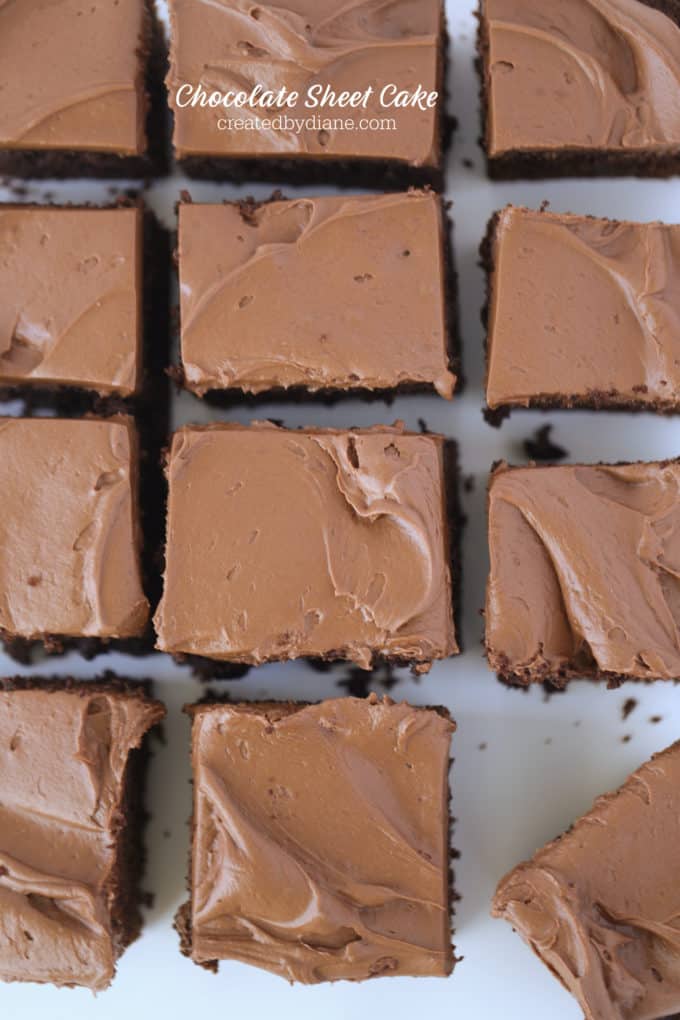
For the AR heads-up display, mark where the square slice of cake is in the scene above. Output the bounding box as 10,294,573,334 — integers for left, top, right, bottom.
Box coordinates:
493,740,680,1020
483,206,680,418
154,422,458,673
176,695,456,982
0,677,165,991
166,0,448,188
177,192,457,401
486,459,680,687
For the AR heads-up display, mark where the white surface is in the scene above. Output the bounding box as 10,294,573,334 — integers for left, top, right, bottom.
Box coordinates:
3,1,680,1017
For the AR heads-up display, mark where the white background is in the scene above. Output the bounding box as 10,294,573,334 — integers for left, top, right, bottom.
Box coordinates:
2,1,680,1017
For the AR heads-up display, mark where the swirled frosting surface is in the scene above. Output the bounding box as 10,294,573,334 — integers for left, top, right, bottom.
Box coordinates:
0,417,149,641
167,0,442,164
484,0,680,155
0,0,147,154
486,460,680,682
154,422,456,668
179,193,454,398
186,696,455,982
493,740,680,1020
0,685,164,991
486,207,680,410
0,206,142,396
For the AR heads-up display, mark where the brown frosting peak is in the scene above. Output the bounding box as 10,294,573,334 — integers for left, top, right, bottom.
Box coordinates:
0,206,142,396
484,0,680,155
486,461,680,681
167,0,443,165
154,423,456,669
179,193,455,398
0,686,165,991
486,207,680,411
493,740,680,1020
186,696,455,982
0,0,147,155
0,417,149,641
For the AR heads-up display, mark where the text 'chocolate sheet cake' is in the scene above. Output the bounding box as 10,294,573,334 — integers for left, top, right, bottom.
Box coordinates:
0,417,150,663
483,206,680,419
177,191,457,402
493,740,680,1020
478,0,680,179
486,460,680,687
176,695,456,983
0,0,167,178
166,0,448,188
0,677,165,991
154,422,458,675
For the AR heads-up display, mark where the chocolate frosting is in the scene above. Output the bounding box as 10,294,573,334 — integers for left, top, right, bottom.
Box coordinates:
154,422,456,669
186,696,455,982
0,417,149,641
0,686,164,991
0,0,147,155
484,0,680,155
179,193,454,398
486,461,680,681
0,206,142,396
167,0,442,165
493,740,680,1020
486,207,680,410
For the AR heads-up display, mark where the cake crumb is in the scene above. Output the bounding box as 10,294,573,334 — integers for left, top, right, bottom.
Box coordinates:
338,664,397,698
621,697,638,721
478,742,487,751
622,734,632,743
649,715,663,724
524,425,567,463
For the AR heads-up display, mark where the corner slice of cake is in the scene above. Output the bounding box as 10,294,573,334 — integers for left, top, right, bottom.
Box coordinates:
493,740,680,1020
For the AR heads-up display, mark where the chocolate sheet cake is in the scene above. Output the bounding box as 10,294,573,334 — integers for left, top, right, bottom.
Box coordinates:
176,695,456,983
0,676,165,991
478,0,680,179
